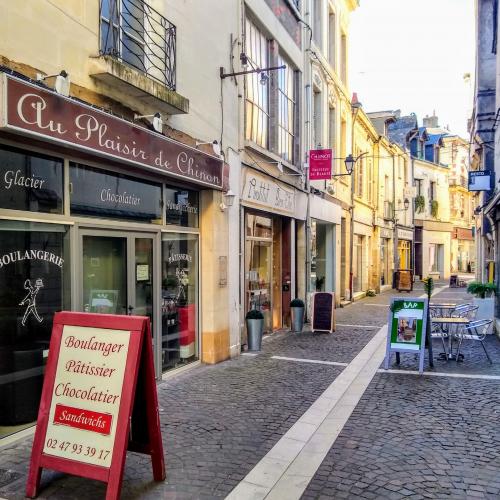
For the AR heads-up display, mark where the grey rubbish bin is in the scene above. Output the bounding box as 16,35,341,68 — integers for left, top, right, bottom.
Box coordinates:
290,299,305,333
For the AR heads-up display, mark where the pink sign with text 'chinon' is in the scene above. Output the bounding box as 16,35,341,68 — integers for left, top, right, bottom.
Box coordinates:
309,149,332,180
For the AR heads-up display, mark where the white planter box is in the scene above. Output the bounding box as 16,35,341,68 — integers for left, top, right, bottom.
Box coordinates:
472,297,495,324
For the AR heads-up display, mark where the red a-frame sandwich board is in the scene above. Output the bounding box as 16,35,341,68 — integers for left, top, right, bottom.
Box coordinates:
26,312,165,500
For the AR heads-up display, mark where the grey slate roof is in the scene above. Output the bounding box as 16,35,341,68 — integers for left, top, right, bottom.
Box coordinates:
387,114,418,147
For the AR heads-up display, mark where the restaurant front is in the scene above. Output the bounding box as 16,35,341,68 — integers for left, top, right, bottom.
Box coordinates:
0,73,228,440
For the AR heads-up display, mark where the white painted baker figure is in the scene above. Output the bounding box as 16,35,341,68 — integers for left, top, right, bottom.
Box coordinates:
20,278,44,326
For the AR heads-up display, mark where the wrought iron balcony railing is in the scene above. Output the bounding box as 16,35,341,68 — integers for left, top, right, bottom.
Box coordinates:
100,0,176,90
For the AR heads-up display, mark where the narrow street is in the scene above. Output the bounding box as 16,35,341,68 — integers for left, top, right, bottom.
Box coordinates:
2,281,500,500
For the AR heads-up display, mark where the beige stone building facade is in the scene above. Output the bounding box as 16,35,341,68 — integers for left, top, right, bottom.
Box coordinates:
0,0,243,440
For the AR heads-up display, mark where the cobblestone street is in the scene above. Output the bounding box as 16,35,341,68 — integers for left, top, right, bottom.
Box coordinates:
2,281,500,499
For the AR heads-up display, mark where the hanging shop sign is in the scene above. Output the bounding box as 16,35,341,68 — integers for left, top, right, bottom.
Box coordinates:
0,74,227,190
311,292,335,333
309,149,332,180
397,228,413,240
468,170,493,191
242,170,295,215
26,312,165,500
384,298,428,374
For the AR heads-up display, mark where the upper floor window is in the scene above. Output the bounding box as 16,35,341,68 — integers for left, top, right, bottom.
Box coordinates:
100,0,176,90
415,178,423,196
430,181,436,201
328,10,336,68
245,18,269,148
340,33,347,83
313,89,322,148
312,0,322,49
277,55,296,162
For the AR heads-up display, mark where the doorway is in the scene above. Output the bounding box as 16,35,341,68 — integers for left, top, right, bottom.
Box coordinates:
79,231,156,325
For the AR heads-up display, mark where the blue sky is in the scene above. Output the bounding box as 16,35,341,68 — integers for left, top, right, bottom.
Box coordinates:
350,0,474,138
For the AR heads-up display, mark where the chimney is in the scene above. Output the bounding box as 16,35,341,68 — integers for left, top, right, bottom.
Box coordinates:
423,112,439,128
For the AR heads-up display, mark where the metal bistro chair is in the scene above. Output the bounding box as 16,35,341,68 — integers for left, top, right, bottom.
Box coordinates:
450,303,474,318
455,319,494,364
430,306,449,356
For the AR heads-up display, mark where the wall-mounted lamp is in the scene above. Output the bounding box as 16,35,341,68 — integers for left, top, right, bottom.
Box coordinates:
196,140,221,157
36,70,71,97
133,112,163,133
332,152,368,177
223,190,235,207
219,189,236,212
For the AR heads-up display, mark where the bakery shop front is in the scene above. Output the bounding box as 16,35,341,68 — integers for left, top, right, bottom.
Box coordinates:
0,72,227,440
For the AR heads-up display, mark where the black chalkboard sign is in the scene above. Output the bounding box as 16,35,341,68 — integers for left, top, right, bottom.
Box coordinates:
312,292,335,333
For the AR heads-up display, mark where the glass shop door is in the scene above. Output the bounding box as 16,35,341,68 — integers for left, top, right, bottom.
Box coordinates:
78,229,158,369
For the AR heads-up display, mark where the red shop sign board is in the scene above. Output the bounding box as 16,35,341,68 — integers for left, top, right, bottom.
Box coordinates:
26,312,165,500
309,149,333,180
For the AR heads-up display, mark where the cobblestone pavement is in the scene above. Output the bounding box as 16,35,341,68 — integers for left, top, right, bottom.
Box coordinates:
0,354,343,499
2,279,500,499
302,282,500,500
301,373,500,500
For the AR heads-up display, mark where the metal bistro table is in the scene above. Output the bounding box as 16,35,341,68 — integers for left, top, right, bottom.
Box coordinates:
431,316,470,361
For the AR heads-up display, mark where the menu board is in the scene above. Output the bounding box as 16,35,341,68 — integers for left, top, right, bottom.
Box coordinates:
312,292,335,333
384,298,428,374
42,325,130,467
395,270,413,292
26,312,165,500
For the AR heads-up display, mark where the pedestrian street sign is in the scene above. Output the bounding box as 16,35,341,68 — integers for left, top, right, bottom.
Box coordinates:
384,298,428,374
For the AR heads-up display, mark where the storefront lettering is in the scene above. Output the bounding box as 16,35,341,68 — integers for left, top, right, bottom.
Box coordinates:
17,93,67,135
6,77,226,189
247,177,270,203
244,173,296,214
176,151,220,185
167,253,192,264
100,188,141,206
0,249,64,269
166,200,198,214
4,169,45,190
75,114,148,160
275,188,294,211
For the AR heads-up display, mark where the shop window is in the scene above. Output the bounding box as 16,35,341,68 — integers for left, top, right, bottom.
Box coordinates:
161,233,199,372
245,213,273,332
70,163,162,223
398,240,411,270
0,221,70,438
165,187,199,227
380,238,389,286
0,145,63,214
311,219,333,292
353,234,364,293
246,214,272,238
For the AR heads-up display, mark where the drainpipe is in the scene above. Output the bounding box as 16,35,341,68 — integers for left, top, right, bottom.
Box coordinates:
348,105,361,301
410,156,417,279
393,150,398,280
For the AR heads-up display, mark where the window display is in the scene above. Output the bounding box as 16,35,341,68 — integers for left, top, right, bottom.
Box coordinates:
165,188,199,227
0,145,63,214
161,233,199,371
70,163,162,223
0,221,69,438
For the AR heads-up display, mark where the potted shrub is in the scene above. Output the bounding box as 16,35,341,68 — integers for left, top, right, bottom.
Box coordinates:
467,281,496,322
246,309,264,351
290,298,305,333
